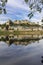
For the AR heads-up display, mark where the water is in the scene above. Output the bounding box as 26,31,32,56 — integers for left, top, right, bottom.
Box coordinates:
0,35,43,65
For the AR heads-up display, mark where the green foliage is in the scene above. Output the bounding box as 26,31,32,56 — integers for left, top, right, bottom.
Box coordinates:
41,19,43,22
25,0,28,3
24,0,43,19
2,2,5,7
6,25,9,30
28,12,33,19
41,0,43,4
29,3,34,10
0,7,2,14
1,0,7,3
3,9,6,14
0,0,7,14
36,5,41,13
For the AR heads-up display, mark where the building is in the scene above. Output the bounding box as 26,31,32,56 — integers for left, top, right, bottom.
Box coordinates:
0,20,43,31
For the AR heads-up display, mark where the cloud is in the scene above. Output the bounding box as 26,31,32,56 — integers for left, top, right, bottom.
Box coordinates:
0,0,43,24
0,0,29,23
7,0,29,10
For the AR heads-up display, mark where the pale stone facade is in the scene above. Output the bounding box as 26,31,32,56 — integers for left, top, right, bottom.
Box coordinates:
1,20,43,31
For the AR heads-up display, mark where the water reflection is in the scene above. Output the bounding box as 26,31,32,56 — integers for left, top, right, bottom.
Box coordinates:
41,56,43,64
0,35,43,65
0,34,43,46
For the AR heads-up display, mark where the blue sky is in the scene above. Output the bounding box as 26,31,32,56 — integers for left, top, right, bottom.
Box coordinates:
0,0,43,24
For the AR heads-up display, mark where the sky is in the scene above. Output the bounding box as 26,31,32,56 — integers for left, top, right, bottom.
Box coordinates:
0,0,43,24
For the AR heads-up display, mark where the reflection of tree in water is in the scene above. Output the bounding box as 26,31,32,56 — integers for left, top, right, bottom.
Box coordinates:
9,39,14,46
0,35,42,46
41,56,43,64
5,36,9,40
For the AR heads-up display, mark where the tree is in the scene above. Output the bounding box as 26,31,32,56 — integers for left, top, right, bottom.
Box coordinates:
24,0,43,19
41,19,43,22
41,19,43,28
41,19,43,26
6,25,9,30
0,0,7,14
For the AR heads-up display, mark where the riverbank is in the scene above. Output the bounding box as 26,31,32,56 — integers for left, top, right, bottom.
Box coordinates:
0,30,43,35
14,31,43,35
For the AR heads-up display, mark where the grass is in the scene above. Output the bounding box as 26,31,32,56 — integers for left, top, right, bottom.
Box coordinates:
14,30,43,35
0,30,43,35
0,30,12,35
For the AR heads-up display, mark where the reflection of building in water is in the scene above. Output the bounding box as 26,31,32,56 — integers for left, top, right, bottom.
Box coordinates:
0,35,42,46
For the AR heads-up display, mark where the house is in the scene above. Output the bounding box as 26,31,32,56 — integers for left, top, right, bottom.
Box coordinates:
0,20,43,31
14,20,20,24
8,26,14,32
6,21,10,25
6,20,13,26
13,20,43,31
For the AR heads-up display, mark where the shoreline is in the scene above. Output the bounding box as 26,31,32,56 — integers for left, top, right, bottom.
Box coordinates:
0,30,43,35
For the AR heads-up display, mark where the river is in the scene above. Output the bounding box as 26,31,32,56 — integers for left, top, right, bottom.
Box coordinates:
0,35,43,65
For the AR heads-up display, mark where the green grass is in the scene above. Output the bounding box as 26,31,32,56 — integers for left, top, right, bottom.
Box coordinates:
0,30,43,35
0,30,13,35
14,30,43,35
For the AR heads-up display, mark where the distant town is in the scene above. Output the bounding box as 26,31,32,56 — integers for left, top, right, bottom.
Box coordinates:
0,20,43,35
0,20,43,31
